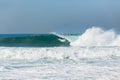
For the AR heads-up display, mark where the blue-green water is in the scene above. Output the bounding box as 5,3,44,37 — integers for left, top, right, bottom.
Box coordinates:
0,34,70,47
0,27,120,80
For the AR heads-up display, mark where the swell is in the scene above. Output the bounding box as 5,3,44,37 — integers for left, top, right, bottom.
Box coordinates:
0,34,70,47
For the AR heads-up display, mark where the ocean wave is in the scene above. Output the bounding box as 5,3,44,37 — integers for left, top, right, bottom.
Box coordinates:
0,34,70,47
0,27,120,47
50,27,120,46
70,27,120,46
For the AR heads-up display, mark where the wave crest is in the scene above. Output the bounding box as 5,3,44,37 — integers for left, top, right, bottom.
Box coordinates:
71,27,120,46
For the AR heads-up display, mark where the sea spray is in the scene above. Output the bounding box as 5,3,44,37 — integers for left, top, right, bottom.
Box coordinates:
70,27,120,46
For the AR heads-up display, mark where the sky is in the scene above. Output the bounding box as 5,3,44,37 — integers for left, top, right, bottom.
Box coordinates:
0,0,120,33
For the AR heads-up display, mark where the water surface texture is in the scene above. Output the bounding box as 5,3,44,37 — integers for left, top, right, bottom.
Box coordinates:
0,27,120,80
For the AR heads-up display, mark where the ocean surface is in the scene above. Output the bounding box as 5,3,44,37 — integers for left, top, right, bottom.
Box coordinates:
0,27,120,80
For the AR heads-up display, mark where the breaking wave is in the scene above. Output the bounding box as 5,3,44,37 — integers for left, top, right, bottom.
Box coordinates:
0,27,120,47
70,27,120,46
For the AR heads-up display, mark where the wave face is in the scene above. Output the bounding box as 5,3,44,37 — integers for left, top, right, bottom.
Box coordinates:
0,34,70,47
0,27,120,47
70,27,120,46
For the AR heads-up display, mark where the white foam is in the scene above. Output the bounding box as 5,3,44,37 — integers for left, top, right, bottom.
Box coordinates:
0,47,120,80
0,47,120,60
70,27,120,46
0,57,120,80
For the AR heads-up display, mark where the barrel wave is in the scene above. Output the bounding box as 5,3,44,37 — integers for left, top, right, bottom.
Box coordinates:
0,34,70,47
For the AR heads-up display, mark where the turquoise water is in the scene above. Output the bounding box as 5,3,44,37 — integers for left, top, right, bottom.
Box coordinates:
0,27,120,80
0,34,70,47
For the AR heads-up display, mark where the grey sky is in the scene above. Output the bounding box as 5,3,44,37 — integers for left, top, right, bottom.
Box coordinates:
0,0,120,33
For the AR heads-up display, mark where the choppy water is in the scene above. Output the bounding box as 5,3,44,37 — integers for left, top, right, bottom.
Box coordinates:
0,27,120,80
0,46,120,80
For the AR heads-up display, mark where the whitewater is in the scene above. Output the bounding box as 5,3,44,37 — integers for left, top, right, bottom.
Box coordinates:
0,27,120,80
